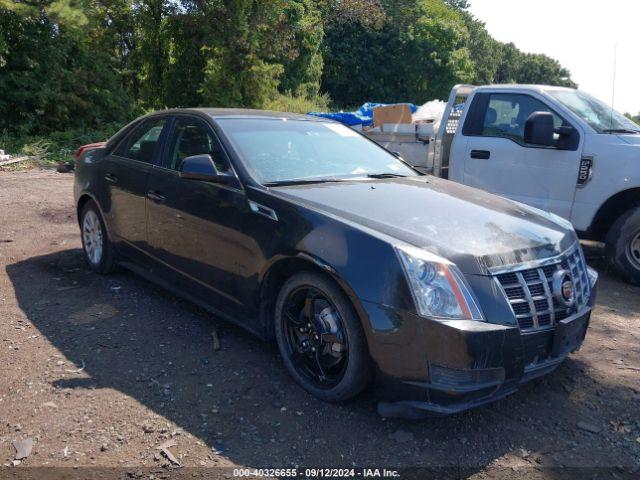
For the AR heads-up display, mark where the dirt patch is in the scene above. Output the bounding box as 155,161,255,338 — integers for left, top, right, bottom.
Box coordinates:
38,206,75,225
0,169,639,478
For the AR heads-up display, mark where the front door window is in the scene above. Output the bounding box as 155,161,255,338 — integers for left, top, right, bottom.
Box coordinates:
481,94,563,145
164,118,229,172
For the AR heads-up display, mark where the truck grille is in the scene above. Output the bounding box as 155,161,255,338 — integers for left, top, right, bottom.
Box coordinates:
494,246,591,331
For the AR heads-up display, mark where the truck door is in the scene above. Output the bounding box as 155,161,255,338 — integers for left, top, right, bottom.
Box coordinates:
456,92,582,219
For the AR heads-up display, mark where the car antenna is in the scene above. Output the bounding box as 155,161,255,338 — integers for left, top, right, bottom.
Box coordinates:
609,42,617,132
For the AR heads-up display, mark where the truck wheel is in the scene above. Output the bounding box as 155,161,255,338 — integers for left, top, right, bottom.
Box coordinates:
605,206,640,285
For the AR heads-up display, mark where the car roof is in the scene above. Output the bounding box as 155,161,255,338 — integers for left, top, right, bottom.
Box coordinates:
146,108,329,122
107,108,331,147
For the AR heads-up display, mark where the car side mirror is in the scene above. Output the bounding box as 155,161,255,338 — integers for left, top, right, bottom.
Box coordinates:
180,154,230,183
524,111,555,147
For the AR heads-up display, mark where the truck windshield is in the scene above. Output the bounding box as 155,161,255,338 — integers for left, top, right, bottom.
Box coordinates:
548,89,640,134
217,118,417,184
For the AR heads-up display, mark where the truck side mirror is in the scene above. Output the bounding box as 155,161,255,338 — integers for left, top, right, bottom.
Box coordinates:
555,125,575,137
524,112,555,147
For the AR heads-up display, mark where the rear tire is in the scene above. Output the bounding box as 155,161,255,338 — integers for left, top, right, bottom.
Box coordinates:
605,206,640,285
274,271,371,402
80,200,116,274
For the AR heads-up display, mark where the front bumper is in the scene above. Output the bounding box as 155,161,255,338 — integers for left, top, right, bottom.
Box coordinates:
367,280,597,418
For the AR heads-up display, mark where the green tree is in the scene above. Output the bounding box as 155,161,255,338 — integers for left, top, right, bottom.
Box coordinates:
322,0,474,106
162,13,208,108
0,0,579,142
133,0,175,108
457,13,502,84
513,52,576,87
0,6,132,135
198,1,285,108
277,0,324,98
625,113,640,125
196,0,323,108
0,0,88,27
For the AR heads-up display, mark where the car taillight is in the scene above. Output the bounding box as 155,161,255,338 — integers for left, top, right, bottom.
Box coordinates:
75,142,106,161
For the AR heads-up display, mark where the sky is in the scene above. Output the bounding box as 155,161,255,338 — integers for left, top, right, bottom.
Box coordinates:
468,0,640,115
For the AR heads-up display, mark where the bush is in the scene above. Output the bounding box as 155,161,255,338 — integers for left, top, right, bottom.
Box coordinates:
263,92,331,114
20,140,51,162
0,123,122,166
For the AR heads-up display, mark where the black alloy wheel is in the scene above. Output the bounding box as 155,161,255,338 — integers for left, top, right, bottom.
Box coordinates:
282,286,349,389
275,272,371,402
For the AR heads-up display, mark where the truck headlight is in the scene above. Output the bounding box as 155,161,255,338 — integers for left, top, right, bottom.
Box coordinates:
395,245,484,321
586,266,598,288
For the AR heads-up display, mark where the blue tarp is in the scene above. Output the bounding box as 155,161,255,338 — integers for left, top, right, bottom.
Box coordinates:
308,102,417,127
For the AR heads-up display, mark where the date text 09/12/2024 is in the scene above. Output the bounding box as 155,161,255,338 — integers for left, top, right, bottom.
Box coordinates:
232,468,401,478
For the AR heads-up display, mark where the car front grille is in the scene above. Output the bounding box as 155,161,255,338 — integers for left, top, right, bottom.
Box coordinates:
494,245,591,331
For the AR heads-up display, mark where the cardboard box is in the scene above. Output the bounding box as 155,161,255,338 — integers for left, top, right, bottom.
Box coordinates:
373,104,413,129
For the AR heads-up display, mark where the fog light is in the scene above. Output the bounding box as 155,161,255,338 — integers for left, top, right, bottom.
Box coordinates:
428,363,505,392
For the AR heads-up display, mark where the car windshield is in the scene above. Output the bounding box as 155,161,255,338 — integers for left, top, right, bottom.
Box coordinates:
548,89,640,134
217,118,417,184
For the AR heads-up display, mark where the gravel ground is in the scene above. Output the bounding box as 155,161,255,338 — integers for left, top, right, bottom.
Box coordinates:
0,169,639,479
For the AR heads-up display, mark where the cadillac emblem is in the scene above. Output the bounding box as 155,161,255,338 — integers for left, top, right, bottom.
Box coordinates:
552,270,575,307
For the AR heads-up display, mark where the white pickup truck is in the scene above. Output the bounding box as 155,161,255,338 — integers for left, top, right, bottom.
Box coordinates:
364,84,640,284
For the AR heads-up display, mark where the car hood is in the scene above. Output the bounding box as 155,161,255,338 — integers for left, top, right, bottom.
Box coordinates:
271,176,576,275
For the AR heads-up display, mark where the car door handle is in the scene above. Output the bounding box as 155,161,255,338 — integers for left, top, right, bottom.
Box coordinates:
147,190,166,202
470,150,491,160
104,173,118,183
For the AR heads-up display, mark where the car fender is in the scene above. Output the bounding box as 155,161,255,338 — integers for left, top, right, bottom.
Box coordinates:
254,193,417,345
75,190,115,242
74,148,113,240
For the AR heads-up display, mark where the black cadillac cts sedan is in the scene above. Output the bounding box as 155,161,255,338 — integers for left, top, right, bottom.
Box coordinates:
74,109,598,417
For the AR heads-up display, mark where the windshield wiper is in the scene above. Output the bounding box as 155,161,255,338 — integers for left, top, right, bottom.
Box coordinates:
264,177,347,187
364,173,409,179
602,128,640,134
265,173,410,186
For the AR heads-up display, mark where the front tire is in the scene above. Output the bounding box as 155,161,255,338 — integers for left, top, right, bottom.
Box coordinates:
80,200,116,274
274,271,371,402
605,206,640,285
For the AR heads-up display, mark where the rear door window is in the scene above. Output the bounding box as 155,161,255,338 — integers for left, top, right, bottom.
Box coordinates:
113,118,166,163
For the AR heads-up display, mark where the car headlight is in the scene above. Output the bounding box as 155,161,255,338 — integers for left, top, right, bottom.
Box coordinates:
395,245,484,321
